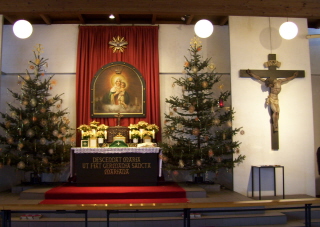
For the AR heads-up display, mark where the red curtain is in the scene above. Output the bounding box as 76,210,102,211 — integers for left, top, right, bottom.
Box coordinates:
76,26,160,140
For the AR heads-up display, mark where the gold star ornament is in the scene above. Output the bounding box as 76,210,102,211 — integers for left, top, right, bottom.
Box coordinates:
109,36,128,53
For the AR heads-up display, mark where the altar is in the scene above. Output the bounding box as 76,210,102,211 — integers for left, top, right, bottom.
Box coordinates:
70,147,162,186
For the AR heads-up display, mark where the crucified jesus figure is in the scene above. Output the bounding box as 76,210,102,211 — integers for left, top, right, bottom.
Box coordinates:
246,69,298,132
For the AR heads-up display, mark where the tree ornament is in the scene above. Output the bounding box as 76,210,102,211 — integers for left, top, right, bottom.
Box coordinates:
17,161,25,169
208,149,214,157
191,66,198,73
179,159,184,168
7,137,14,144
227,120,232,127
218,98,224,108
18,143,24,150
26,129,35,137
192,128,200,136
202,81,208,88
40,119,47,126
189,105,195,113
176,123,183,130
48,149,54,154
207,62,216,71
40,107,46,113
42,157,49,164
5,121,11,128
196,160,202,166
213,118,220,125
30,98,37,107
40,138,47,145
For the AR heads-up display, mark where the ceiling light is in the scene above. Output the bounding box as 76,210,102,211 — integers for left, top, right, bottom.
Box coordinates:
13,20,33,39
279,21,298,40
109,14,115,19
194,19,214,38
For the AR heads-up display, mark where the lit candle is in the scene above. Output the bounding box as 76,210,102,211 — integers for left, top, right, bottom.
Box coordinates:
152,130,155,139
129,130,132,139
104,130,107,139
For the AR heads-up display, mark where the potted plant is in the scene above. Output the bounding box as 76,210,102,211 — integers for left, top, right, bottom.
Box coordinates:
96,131,105,146
142,130,153,143
131,130,141,143
146,124,159,140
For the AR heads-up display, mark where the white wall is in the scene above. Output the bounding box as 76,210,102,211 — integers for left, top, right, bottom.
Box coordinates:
309,28,320,195
230,16,315,196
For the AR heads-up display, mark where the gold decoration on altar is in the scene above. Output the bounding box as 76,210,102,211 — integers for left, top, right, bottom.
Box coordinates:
109,36,128,53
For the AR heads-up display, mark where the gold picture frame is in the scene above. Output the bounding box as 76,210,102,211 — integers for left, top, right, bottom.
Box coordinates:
91,62,146,118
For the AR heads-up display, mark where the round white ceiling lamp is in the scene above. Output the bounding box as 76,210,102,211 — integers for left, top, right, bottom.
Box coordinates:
13,20,33,39
194,19,214,38
279,21,298,40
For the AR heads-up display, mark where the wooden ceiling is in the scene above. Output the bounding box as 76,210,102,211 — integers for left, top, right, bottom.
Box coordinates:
0,0,320,28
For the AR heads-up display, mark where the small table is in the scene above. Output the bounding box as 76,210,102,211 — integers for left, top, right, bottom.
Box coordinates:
251,165,285,200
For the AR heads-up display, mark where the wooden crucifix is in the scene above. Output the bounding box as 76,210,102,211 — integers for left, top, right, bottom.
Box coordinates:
240,54,305,150
114,112,123,126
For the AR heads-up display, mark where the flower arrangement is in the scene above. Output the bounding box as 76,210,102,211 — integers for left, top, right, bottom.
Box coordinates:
146,124,159,133
97,124,108,131
77,121,109,140
131,130,141,139
142,130,153,138
82,131,93,139
137,121,149,129
90,120,100,130
77,124,91,132
96,131,105,138
128,124,139,130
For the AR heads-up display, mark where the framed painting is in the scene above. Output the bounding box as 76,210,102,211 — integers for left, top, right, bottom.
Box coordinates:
91,61,146,118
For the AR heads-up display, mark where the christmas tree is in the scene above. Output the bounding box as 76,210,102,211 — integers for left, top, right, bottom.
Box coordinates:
0,44,74,174
160,37,245,181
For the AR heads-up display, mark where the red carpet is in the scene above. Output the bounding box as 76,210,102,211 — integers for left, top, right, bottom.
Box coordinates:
40,182,189,204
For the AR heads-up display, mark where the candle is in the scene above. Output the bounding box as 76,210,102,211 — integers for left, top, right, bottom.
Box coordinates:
152,130,155,139
129,130,131,139
104,130,107,139
81,130,83,139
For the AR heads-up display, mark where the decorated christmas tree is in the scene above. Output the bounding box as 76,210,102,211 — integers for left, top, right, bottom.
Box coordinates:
160,37,245,181
0,44,74,175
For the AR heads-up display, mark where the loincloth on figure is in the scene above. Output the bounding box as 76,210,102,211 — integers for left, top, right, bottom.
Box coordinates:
266,95,279,106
